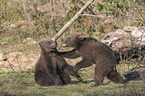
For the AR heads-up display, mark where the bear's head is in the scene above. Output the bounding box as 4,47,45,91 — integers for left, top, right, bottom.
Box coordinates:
62,34,85,47
38,39,57,52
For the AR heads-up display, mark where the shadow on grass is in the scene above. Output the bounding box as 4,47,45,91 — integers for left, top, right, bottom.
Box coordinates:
71,79,130,86
71,80,114,86
71,80,94,84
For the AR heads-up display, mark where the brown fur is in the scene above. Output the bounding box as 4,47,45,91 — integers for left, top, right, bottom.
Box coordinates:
62,34,123,85
34,39,82,86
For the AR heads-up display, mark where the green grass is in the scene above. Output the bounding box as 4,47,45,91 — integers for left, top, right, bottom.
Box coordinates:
0,36,144,96
0,65,145,96
0,0,144,95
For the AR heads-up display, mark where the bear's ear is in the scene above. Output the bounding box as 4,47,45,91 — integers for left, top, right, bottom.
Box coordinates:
75,33,85,41
78,36,85,41
75,36,85,45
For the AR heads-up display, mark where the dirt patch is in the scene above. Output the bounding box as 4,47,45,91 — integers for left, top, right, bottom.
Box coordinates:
0,52,36,72
0,51,83,73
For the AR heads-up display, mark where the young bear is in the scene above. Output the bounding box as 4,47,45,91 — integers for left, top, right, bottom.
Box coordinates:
34,39,82,86
62,34,124,86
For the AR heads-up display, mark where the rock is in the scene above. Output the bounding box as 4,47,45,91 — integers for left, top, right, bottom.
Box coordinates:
124,69,145,80
101,26,145,50
123,26,138,32
124,71,140,80
116,29,125,34
101,29,131,49
131,30,144,38
2,21,16,30
111,39,132,51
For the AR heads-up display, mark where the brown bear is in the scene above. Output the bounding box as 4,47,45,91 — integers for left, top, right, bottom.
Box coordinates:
62,34,124,86
34,39,82,86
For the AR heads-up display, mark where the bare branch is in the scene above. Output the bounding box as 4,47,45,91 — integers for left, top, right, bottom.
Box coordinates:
31,54,40,66
81,14,145,18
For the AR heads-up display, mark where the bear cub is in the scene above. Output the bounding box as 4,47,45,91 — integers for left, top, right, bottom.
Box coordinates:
34,39,82,86
62,34,124,86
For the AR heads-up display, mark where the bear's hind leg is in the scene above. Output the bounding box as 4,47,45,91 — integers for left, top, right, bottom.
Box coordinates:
64,64,83,81
94,65,104,86
107,69,123,83
60,72,71,84
35,71,55,86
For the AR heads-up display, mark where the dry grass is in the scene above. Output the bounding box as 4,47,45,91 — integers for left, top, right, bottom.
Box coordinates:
0,0,145,95
0,43,145,96
0,64,145,96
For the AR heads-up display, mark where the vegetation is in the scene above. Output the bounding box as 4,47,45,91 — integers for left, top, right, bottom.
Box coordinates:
0,64,145,96
0,0,145,95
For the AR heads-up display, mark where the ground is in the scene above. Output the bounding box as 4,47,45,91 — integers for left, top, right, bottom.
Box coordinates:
0,41,145,96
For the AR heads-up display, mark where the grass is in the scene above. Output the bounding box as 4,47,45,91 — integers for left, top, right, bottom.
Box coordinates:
0,35,145,96
0,64,145,96
0,0,145,95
